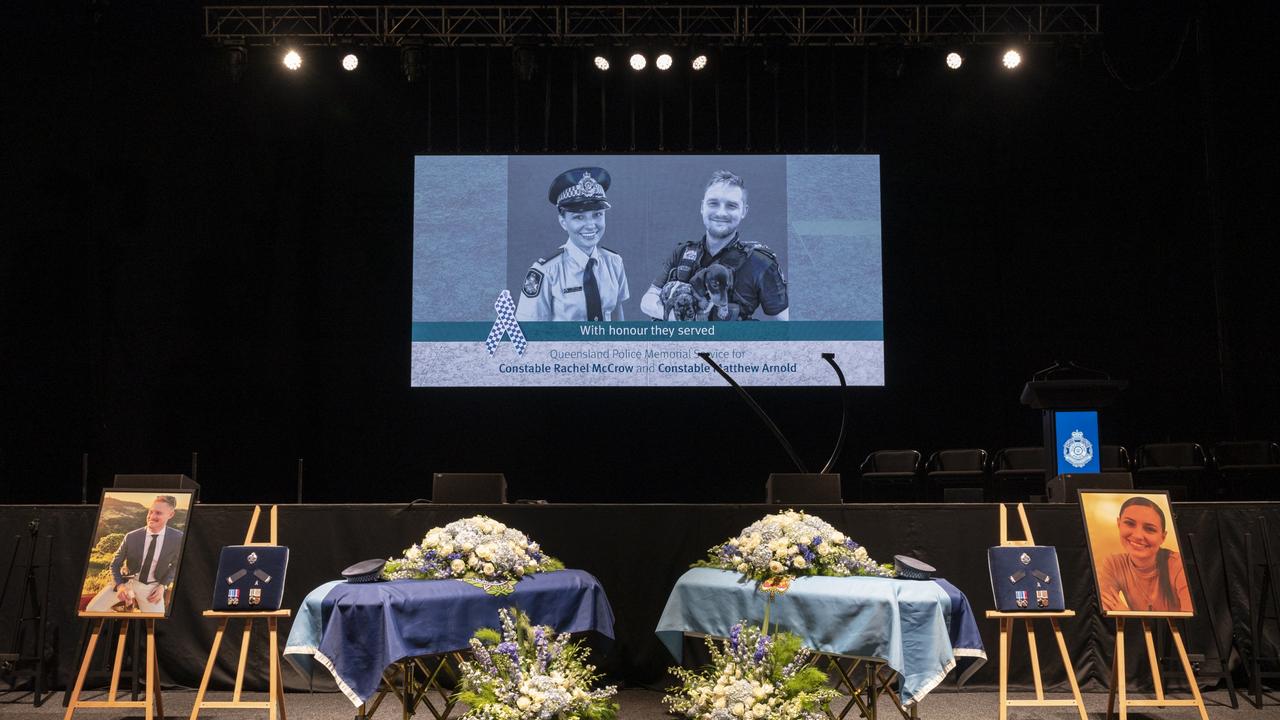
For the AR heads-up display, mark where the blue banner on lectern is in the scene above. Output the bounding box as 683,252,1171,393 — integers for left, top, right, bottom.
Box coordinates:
1054,410,1100,475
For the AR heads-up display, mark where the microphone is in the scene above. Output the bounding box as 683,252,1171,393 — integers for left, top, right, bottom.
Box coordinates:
819,353,849,474
697,352,808,474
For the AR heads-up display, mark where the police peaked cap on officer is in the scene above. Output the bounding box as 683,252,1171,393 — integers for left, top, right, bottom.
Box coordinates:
549,167,612,212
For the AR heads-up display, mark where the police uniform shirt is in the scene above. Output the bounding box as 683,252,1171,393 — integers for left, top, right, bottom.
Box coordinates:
517,241,629,321
654,234,788,318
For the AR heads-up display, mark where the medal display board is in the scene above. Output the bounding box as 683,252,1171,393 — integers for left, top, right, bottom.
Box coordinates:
986,504,1088,720
211,545,289,611
988,546,1065,612
190,505,291,720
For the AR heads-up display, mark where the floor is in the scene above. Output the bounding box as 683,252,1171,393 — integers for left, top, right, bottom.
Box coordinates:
0,686,1267,719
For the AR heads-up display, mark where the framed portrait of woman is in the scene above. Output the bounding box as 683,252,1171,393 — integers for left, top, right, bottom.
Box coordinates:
1079,490,1194,616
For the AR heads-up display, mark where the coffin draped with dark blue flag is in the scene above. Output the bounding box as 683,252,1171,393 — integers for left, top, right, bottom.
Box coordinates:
284,569,613,706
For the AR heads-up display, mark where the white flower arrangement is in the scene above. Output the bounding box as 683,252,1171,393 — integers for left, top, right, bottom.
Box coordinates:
664,622,837,720
696,510,893,582
384,516,564,595
457,608,618,720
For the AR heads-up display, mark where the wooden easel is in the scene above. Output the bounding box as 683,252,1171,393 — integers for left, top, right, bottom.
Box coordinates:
985,503,1087,720
64,613,165,720
1105,610,1207,720
190,505,290,720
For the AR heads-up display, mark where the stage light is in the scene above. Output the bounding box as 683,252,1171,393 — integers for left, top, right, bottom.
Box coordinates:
946,52,963,70
691,53,708,71
593,55,610,71
282,49,302,71
513,46,539,81
655,53,673,71
401,46,424,83
1002,49,1022,70
226,46,248,83
341,53,359,72
629,53,647,71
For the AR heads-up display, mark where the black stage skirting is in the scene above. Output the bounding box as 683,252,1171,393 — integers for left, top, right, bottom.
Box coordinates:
2,503,1277,695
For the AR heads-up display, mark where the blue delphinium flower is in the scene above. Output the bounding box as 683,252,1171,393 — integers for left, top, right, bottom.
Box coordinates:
753,633,770,663
534,626,549,672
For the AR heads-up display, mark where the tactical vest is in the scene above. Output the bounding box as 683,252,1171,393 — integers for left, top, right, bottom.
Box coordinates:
669,238,777,318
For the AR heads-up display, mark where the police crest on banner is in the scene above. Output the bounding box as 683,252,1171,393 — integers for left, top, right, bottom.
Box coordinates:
1062,429,1094,469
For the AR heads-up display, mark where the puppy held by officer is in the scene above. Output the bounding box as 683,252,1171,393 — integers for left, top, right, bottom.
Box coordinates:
641,170,788,321
516,167,630,322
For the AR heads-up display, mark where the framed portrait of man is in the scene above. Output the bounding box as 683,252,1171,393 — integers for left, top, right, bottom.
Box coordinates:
77,490,195,618
1079,490,1194,616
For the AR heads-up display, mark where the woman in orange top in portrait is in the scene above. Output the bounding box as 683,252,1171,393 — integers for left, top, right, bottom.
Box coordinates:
1097,496,1193,613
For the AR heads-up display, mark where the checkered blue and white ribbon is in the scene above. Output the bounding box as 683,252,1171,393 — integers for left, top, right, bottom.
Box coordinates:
485,290,528,356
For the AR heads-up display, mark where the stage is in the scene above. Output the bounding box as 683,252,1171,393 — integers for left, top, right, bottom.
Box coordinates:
1,502,1276,696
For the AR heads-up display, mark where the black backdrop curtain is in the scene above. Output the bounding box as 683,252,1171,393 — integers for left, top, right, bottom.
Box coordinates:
1,503,1277,695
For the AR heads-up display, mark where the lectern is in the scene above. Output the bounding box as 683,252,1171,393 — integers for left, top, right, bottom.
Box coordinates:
1020,364,1127,500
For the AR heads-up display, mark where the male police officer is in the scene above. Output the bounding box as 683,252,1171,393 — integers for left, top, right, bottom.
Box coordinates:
85,495,184,614
640,170,788,321
516,167,629,321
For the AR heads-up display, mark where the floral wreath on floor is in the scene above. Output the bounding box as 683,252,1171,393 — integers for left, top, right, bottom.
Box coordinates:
384,515,564,595
695,509,893,583
457,608,618,720
665,622,837,720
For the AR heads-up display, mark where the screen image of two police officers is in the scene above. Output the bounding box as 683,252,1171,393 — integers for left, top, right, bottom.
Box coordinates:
640,170,789,321
515,167,630,321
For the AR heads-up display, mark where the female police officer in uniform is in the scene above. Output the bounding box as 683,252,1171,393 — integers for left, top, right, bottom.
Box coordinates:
516,167,629,321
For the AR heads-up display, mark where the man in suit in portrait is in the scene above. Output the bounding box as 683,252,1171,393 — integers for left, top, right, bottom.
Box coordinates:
86,495,185,614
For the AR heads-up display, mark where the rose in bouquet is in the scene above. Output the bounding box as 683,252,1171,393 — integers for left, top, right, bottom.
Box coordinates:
665,622,837,720
457,608,618,720
696,509,893,582
384,515,564,595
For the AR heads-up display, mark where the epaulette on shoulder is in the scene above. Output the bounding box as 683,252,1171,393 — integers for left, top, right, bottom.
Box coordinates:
534,248,565,265
741,241,778,261
599,245,620,256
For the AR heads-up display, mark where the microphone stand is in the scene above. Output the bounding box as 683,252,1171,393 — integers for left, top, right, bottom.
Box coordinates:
697,352,809,474
820,353,849,474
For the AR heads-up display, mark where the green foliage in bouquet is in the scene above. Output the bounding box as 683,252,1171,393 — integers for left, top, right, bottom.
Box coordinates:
456,608,618,720
665,622,838,720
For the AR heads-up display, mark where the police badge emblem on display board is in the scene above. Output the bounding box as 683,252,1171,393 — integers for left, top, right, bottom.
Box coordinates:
987,544,1066,612
211,544,289,611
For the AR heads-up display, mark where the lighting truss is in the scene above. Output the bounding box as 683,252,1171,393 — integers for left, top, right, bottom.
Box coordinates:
203,4,1102,47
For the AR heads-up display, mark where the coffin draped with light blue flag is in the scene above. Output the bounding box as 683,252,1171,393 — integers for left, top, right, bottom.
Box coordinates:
283,569,613,706
655,568,986,706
